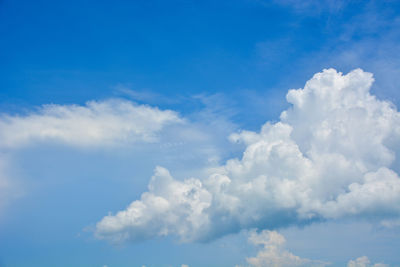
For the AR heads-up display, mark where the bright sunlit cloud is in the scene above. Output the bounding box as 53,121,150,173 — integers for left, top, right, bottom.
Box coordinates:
2,1,400,266
95,69,400,244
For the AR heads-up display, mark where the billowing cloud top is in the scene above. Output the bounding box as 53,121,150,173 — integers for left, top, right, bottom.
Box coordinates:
95,69,400,243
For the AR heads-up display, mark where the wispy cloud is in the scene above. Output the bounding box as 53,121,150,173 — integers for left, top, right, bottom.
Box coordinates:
271,0,349,15
254,0,400,107
114,85,182,105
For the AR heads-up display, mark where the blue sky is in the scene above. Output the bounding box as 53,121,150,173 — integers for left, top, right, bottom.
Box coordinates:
1,1,400,267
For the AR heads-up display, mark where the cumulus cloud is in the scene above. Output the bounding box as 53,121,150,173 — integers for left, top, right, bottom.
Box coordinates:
95,69,400,243
347,256,387,267
95,166,212,242
244,230,328,267
242,232,385,267
0,99,182,148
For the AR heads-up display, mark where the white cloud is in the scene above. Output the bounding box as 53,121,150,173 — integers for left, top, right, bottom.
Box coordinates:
0,99,185,209
347,256,387,267
95,166,212,242
95,69,400,243
242,232,386,267
0,99,182,148
245,230,328,267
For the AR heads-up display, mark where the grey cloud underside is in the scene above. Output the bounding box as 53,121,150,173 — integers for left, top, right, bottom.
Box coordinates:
95,69,400,243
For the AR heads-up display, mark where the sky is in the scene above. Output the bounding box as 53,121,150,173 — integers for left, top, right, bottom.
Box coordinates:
1,0,400,266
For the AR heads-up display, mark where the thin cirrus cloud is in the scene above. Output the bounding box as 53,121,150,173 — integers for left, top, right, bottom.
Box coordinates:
271,0,348,15
95,68,400,244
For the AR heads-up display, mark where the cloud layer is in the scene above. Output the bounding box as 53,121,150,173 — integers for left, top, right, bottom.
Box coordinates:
347,256,387,267
0,99,182,149
96,69,400,243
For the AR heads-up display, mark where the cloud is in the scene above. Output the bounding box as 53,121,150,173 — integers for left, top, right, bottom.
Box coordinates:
95,166,212,242
0,99,182,149
285,0,400,104
0,153,22,214
0,99,185,210
347,256,387,267
95,69,400,243
242,231,386,267
244,230,329,267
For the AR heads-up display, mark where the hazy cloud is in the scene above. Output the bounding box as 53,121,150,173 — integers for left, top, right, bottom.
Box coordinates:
0,154,11,211
347,256,387,267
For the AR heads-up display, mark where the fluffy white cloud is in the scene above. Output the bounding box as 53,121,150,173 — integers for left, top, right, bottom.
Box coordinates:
347,256,387,267
244,230,328,267
0,99,182,148
95,69,400,243
96,166,212,242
